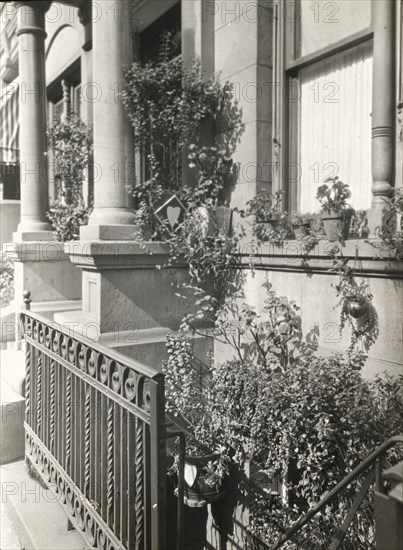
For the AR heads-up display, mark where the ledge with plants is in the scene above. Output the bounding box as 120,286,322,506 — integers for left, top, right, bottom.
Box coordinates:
46,113,93,242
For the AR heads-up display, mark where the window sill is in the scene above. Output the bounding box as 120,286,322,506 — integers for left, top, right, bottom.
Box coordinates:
238,238,403,278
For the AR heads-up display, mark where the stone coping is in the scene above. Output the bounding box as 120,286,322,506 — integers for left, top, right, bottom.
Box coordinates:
3,241,73,262
64,240,185,269
237,238,403,278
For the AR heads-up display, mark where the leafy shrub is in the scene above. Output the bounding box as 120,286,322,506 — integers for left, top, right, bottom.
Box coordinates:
121,36,235,229
46,114,92,241
162,334,230,486
231,352,402,547
0,257,14,307
47,203,90,242
373,186,403,259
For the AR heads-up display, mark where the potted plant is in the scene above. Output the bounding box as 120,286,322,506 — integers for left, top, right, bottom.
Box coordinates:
349,210,369,239
122,35,243,238
162,334,230,507
316,176,353,241
372,187,403,260
331,255,379,353
245,191,290,242
290,213,313,240
187,144,236,237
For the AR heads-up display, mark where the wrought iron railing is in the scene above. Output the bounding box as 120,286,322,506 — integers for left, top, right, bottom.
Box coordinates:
20,292,183,550
269,435,403,550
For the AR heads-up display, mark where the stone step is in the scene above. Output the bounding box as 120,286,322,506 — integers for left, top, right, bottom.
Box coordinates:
1,460,88,550
1,386,25,466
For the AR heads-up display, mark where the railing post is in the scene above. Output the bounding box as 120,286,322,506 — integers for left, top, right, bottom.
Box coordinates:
150,374,167,550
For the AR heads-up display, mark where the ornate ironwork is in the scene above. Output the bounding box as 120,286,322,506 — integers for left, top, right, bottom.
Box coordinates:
49,360,56,452
20,307,168,550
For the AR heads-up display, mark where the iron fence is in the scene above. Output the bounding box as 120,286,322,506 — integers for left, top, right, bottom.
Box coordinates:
20,299,170,550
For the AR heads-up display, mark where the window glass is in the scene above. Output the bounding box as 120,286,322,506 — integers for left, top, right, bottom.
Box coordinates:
298,0,371,58
298,41,373,212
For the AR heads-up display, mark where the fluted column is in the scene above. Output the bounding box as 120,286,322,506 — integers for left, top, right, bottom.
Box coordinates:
82,0,136,236
371,0,396,209
14,1,53,240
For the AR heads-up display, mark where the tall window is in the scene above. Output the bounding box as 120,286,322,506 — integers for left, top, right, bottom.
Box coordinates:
137,2,182,189
275,0,373,212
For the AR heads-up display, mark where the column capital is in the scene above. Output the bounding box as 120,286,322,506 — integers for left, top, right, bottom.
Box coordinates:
14,1,53,13
77,0,91,26
14,1,52,38
77,0,92,51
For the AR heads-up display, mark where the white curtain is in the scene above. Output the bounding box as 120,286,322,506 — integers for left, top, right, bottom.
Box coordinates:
299,41,373,212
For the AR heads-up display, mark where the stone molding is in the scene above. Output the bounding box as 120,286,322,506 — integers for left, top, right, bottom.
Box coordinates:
237,239,403,279
64,241,186,270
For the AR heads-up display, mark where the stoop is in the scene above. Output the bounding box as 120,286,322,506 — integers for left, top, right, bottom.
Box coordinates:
1,460,88,550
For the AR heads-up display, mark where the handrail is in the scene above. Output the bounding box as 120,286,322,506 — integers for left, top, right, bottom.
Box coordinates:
270,435,403,550
20,301,160,380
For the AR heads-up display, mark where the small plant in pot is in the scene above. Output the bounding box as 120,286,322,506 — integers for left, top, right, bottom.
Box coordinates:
245,190,290,242
331,254,379,353
316,176,354,241
162,334,230,507
290,212,313,240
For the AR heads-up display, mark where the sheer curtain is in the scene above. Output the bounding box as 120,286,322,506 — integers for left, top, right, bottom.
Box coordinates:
299,41,373,212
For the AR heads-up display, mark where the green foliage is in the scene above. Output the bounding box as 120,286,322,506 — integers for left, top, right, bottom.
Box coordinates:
46,114,92,241
213,281,318,370
350,210,369,238
330,249,379,354
373,187,403,260
47,113,92,205
290,212,313,226
46,203,90,242
0,257,14,307
162,333,230,486
316,176,352,214
121,36,239,228
164,279,401,547
244,354,402,547
241,190,290,243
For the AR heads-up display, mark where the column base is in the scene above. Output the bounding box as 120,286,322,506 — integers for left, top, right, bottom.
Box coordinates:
87,208,137,226
64,240,192,334
4,241,82,304
367,207,396,237
12,230,55,242
79,224,140,241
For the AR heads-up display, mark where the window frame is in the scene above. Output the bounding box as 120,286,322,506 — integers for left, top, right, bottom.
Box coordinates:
275,0,374,212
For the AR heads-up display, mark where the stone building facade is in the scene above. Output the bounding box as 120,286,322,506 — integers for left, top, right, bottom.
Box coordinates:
1,0,402,374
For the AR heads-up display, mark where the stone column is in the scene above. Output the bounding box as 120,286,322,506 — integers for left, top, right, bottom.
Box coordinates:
81,0,136,239
14,1,53,240
78,0,93,207
371,0,396,212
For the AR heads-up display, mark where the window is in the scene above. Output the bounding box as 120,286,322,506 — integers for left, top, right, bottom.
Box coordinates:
137,2,182,189
139,2,181,64
276,0,373,212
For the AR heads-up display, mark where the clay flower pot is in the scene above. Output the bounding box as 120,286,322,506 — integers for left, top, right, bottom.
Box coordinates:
322,209,353,241
293,224,310,240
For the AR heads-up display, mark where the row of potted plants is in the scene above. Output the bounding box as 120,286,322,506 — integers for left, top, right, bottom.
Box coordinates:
245,177,370,244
